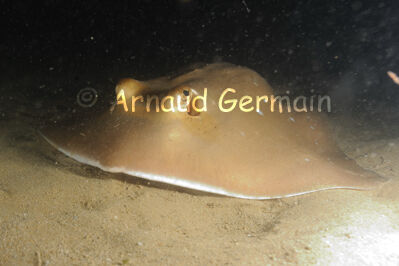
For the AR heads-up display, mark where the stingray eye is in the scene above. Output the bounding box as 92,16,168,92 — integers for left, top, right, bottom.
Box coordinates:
181,87,201,117
169,85,202,116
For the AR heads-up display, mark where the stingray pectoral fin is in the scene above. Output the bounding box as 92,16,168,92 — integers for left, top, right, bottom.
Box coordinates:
40,126,387,200
39,117,388,200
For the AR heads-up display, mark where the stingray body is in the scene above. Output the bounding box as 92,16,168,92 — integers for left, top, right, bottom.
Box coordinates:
41,63,386,199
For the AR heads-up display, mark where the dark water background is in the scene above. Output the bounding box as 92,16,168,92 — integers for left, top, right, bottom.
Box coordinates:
1,0,399,121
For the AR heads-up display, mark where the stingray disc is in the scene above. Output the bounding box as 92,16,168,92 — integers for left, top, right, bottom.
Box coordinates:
40,63,387,199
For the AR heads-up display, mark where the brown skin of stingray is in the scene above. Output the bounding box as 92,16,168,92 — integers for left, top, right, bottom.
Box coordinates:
41,63,387,198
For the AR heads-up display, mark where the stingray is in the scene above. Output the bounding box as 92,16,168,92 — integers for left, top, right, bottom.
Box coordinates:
40,63,387,199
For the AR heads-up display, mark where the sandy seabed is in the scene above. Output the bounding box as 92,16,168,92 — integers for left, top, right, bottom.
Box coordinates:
1,76,399,265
